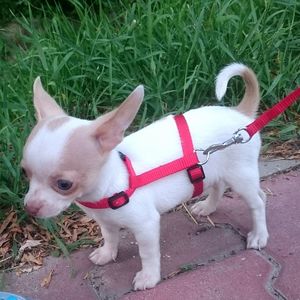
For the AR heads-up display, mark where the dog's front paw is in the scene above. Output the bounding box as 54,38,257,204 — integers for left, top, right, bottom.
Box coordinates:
191,200,216,217
89,246,117,265
247,230,269,250
133,270,160,290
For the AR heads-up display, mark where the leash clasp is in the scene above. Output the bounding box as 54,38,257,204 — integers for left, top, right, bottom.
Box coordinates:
202,128,249,155
195,127,251,165
233,127,251,144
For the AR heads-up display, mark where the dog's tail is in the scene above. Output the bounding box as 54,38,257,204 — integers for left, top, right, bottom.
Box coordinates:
215,63,260,117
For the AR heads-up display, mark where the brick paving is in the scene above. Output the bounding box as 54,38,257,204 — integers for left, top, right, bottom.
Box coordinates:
3,165,300,300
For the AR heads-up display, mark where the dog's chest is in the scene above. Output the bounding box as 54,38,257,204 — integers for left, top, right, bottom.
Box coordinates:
118,115,183,174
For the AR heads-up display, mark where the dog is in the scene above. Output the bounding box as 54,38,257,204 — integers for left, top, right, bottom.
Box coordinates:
21,63,269,290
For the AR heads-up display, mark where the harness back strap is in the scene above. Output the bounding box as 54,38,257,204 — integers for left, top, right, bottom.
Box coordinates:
77,115,204,210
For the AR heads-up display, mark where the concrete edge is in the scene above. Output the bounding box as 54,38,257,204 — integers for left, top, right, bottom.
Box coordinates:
259,159,300,179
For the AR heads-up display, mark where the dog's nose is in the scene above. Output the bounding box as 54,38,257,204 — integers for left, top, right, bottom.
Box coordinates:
25,202,42,216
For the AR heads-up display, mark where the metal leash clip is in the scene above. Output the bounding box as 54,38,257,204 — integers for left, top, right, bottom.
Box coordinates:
195,128,251,165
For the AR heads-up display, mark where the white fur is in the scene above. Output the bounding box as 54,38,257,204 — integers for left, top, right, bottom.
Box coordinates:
215,63,250,100
23,63,269,290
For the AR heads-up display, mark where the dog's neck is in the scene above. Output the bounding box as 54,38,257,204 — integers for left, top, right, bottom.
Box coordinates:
77,148,129,203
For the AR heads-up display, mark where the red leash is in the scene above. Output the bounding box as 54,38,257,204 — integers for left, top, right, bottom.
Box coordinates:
203,87,300,156
246,87,300,138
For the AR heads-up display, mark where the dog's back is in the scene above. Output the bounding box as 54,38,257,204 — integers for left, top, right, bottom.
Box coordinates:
118,63,261,213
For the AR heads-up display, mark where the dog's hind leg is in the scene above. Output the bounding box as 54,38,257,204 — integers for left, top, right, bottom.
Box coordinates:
227,168,269,249
191,181,226,216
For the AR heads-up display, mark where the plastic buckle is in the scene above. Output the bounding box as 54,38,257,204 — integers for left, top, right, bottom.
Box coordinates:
108,192,129,210
187,164,205,183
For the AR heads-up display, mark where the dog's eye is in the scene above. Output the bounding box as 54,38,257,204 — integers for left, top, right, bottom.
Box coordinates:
57,179,73,191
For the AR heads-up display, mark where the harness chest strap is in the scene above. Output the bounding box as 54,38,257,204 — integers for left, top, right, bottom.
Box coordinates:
77,115,204,210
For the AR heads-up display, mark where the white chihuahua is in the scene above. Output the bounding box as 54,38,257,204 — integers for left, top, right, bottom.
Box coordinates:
22,63,268,290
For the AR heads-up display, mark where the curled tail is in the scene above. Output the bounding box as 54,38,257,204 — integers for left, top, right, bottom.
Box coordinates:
215,63,260,117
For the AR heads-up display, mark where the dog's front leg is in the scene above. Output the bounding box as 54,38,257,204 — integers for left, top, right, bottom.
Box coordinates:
89,223,120,265
131,213,161,290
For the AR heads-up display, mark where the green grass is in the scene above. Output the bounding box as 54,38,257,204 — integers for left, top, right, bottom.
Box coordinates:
1,0,300,217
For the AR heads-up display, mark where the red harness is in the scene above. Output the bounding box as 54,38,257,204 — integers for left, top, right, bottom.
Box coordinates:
77,115,204,210
77,86,300,210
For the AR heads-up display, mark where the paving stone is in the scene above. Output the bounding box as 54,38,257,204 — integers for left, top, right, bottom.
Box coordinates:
122,251,274,300
89,212,245,299
199,169,300,299
259,159,300,178
261,170,300,300
3,249,98,300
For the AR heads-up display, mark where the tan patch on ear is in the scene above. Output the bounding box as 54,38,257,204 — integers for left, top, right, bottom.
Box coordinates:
90,86,143,152
47,116,70,131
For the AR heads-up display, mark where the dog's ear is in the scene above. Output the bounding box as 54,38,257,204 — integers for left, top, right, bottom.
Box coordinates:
92,85,144,152
33,77,66,121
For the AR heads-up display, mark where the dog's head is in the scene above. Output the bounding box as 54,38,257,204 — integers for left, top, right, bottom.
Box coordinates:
21,78,143,218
